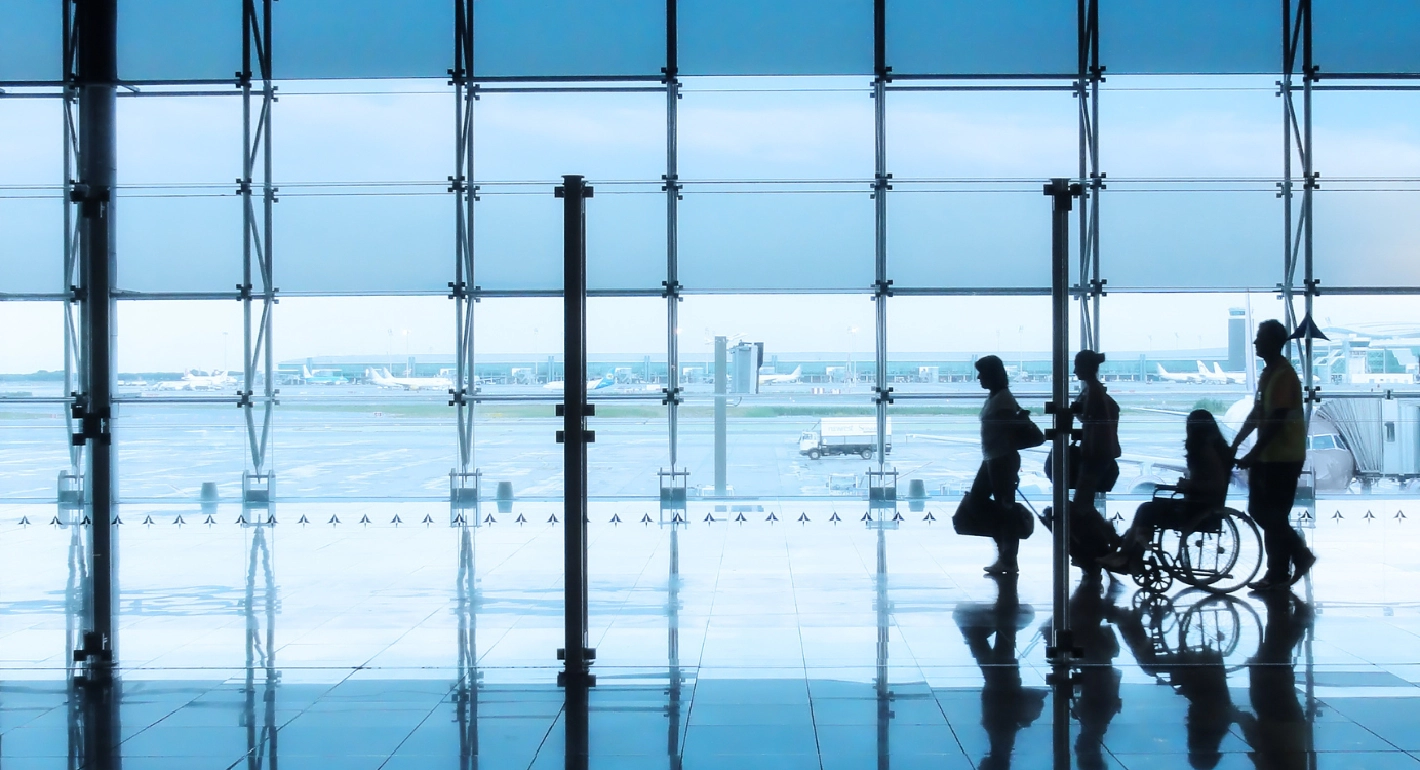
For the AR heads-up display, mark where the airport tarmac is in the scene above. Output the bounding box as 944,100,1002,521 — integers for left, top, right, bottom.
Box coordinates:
2,380,1416,503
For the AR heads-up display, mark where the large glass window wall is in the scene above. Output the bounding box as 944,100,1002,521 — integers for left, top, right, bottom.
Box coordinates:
3,2,1419,512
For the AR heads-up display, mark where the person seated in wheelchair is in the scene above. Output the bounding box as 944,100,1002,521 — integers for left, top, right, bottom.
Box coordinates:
1099,410,1233,574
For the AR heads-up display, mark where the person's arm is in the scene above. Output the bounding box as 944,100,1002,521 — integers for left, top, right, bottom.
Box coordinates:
1230,403,1261,454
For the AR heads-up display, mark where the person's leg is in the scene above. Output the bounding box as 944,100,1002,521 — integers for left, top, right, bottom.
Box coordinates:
1251,463,1305,584
986,453,1021,574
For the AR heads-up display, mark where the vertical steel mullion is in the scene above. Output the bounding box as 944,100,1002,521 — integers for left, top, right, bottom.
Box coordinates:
1088,0,1101,349
76,0,119,673
873,0,889,463
665,0,680,470
63,87,83,474
1300,0,1315,417
557,176,593,689
453,0,477,479
260,3,275,476
240,0,257,472
1281,0,1296,353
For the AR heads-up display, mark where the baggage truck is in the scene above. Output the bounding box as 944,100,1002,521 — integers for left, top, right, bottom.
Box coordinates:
799,417,892,460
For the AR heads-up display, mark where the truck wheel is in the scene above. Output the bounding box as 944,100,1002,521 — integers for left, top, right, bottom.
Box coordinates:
860,449,873,460
808,449,821,460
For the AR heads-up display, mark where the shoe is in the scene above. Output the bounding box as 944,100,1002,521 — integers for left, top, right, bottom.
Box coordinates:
1289,551,1317,586
1248,575,1289,592
983,561,1018,576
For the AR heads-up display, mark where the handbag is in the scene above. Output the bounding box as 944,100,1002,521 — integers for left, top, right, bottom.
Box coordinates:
953,493,1035,540
1010,408,1046,450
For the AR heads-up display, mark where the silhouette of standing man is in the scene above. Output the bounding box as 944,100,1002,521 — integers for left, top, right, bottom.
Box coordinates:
1231,319,1317,591
975,355,1022,575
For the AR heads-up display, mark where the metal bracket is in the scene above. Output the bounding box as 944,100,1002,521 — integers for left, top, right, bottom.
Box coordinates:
661,174,683,199
1304,278,1321,296
661,279,682,300
1304,171,1321,191
556,404,595,417
661,386,682,406
237,389,254,408
555,429,595,444
69,398,110,447
873,278,894,299
873,386,894,406
448,281,481,301
554,185,594,199
68,182,110,218
869,173,892,199
1089,278,1108,297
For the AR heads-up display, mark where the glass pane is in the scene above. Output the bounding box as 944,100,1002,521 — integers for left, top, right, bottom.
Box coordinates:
278,86,451,184
0,301,64,381
114,404,247,501
886,89,1076,179
275,0,452,80
1102,184,1280,290
473,0,665,79
1101,0,1279,74
886,0,1076,77
1316,90,1420,178
1315,0,1420,75
1103,77,1279,179
678,186,874,291
473,88,665,183
116,300,244,380
678,293,876,497
680,78,874,181
678,0,873,76
0,98,62,186
0,0,61,82
118,0,242,82
1098,292,1281,386
1316,188,1420,287
275,407,454,498
889,184,1053,289
0,194,64,294
473,187,666,292
886,295,1053,387
276,191,453,294
116,193,244,293
118,95,242,185
276,296,453,388
474,297,563,394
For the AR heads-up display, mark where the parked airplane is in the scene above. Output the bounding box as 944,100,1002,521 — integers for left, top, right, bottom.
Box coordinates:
1155,363,1202,384
1209,362,1247,385
302,365,347,385
759,365,803,386
154,370,235,391
542,373,617,392
368,368,453,392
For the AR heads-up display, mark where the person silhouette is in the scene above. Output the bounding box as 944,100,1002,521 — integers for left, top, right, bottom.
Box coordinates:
974,355,1024,575
1071,350,1121,509
953,575,1048,770
1231,320,1316,591
1099,410,1233,575
1235,589,1314,769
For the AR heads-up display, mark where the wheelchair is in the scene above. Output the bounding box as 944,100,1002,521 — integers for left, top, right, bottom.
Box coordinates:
1131,486,1263,595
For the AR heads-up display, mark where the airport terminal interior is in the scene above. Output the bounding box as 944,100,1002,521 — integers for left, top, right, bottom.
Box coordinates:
3,1,1420,768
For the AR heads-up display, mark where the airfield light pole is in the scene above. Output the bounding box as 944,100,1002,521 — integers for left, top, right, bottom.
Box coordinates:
556,175,595,689
73,0,119,676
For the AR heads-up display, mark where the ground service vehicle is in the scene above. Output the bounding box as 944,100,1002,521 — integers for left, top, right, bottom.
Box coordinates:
799,417,892,460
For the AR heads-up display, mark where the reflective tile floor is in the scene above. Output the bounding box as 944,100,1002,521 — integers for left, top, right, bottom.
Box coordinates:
2,498,1420,768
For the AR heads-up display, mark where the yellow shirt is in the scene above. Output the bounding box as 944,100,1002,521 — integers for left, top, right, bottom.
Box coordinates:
1257,361,1306,463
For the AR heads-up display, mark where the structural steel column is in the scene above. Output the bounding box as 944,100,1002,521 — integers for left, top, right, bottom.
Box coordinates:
664,0,683,471
1282,0,1318,415
452,0,478,489
1044,178,1080,661
1077,0,1103,350
240,0,276,506
872,0,892,463
74,0,118,673
557,175,595,688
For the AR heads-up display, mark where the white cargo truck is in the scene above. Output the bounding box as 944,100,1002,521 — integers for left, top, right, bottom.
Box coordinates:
799,417,892,460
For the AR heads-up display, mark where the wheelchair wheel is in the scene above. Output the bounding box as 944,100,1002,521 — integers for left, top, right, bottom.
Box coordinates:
1133,550,1174,594
1177,509,1262,594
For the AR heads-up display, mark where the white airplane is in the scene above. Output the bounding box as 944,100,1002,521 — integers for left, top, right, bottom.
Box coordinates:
758,365,802,386
1155,363,1202,384
1210,362,1247,385
154,370,234,391
542,373,616,392
368,368,453,392
302,365,347,385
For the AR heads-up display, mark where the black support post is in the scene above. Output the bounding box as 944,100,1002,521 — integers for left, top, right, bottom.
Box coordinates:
74,0,118,676
1044,178,1081,660
556,175,595,688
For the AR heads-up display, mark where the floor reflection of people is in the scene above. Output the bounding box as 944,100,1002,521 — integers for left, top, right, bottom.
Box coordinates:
954,575,1047,770
1062,579,1123,770
1110,593,1238,769
1236,590,1313,770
